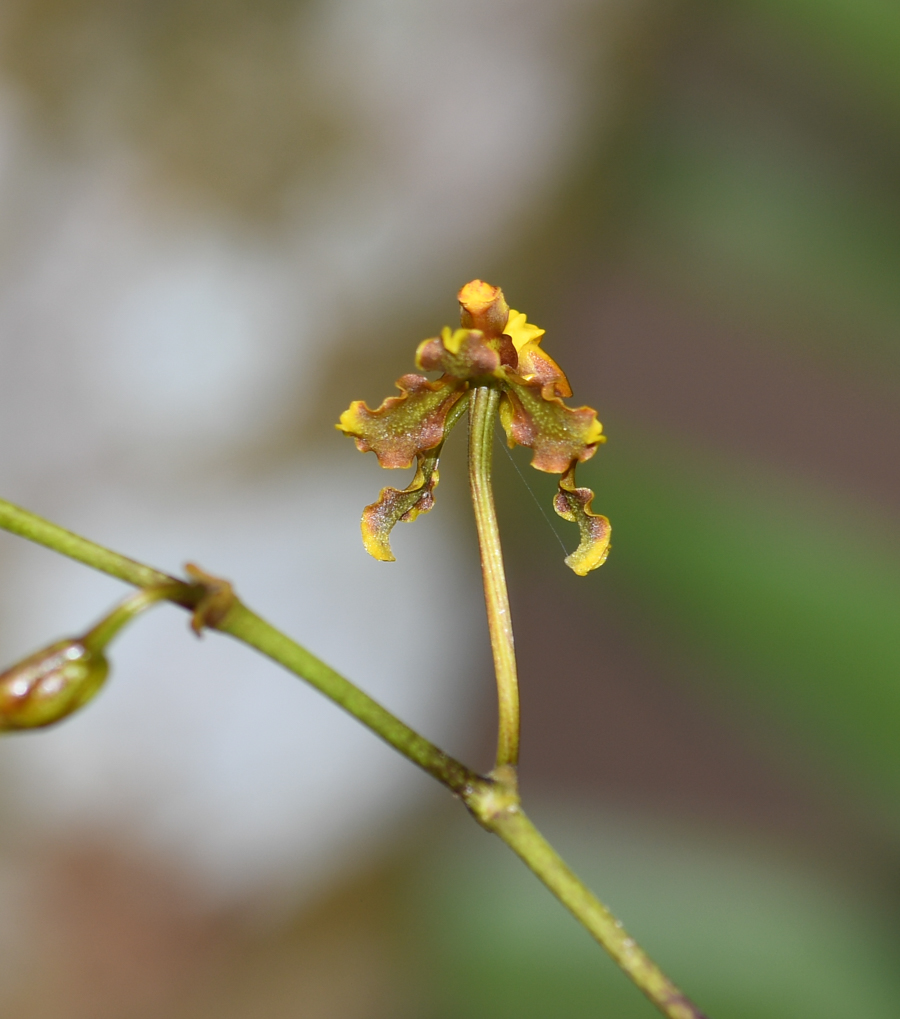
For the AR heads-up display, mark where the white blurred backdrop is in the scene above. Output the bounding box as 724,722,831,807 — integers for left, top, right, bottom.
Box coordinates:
0,0,622,912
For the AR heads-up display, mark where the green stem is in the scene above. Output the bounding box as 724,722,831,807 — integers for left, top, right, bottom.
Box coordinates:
0,502,186,594
468,768,708,1019
82,584,184,652
0,498,477,795
218,603,476,793
468,385,520,769
0,496,709,1019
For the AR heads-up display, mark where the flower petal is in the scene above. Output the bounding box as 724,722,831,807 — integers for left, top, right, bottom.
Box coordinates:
499,378,604,473
513,342,572,398
458,280,509,336
337,374,464,469
361,449,441,562
503,311,571,396
503,309,545,352
553,465,611,575
415,327,501,379
356,390,469,560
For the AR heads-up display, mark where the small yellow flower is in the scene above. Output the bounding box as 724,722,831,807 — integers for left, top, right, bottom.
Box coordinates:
337,280,610,572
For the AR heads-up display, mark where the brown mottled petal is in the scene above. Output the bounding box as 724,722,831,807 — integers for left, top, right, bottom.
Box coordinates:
513,340,572,398
337,374,464,469
495,333,518,369
553,465,611,575
499,378,605,474
415,328,501,379
361,449,441,561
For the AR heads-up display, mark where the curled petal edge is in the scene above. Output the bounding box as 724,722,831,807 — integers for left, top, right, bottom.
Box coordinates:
553,465,611,576
358,391,470,561
504,310,545,351
362,451,440,562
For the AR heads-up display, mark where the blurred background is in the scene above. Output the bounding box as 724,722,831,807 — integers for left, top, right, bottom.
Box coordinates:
0,0,899,1015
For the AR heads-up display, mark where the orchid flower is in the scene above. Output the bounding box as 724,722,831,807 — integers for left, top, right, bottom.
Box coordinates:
337,280,611,575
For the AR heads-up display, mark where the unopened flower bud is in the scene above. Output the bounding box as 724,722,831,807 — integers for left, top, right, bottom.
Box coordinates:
0,583,182,734
458,279,510,336
0,639,109,731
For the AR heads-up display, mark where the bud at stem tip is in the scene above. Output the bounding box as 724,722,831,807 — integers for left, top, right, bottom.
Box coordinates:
458,279,509,336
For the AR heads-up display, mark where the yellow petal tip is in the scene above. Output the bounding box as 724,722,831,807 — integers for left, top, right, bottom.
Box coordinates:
504,309,545,352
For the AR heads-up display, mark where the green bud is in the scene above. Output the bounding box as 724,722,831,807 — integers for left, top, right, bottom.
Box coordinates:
0,583,185,734
0,639,109,731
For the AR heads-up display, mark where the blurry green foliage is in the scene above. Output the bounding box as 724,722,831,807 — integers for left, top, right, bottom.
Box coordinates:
583,432,900,807
638,121,900,367
634,112,900,373
739,0,900,109
411,809,900,1019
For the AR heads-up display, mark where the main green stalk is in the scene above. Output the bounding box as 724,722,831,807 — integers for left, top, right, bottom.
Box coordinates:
499,811,705,1018
0,498,477,795
467,769,707,1019
468,385,520,769
462,391,707,1019
0,496,708,1019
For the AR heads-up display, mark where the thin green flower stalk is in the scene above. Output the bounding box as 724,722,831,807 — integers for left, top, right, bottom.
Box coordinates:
0,280,710,1019
0,582,179,731
337,279,612,768
0,497,478,793
468,383,519,767
337,280,704,1018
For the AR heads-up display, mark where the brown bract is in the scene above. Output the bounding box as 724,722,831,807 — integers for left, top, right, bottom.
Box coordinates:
185,563,237,635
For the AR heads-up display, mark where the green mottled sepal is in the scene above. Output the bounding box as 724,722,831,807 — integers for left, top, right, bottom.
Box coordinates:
358,391,469,561
500,378,604,474
336,374,464,469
